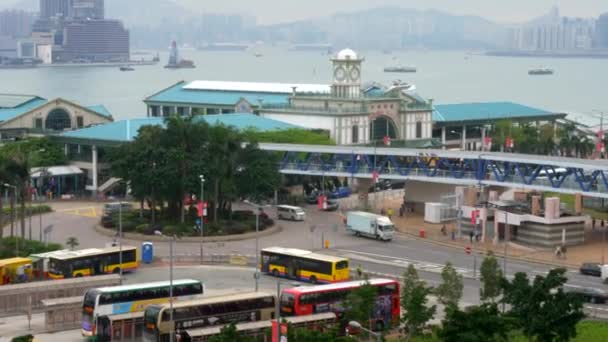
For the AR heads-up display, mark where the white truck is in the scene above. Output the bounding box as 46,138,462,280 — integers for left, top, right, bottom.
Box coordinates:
346,211,395,241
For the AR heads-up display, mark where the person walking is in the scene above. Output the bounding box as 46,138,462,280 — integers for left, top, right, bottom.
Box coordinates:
469,230,474,242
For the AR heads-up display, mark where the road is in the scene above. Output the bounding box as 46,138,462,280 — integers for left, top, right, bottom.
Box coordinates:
4,201,608,318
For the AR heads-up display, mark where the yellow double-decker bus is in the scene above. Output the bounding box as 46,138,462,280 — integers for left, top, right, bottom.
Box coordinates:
260,247,349,284
45,246,139,279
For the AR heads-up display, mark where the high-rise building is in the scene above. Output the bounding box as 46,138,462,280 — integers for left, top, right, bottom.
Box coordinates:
40,0,72,20
60,19,129,62
72,0,104,19
597,13,608,48
0,10,35,38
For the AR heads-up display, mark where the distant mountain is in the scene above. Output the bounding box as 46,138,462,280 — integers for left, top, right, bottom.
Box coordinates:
257,7,507,50
0,1,509,50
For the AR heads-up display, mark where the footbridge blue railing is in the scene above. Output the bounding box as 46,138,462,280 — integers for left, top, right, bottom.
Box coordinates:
258,143,608,198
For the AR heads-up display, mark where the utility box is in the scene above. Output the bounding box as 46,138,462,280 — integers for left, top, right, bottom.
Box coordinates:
141,242,154,264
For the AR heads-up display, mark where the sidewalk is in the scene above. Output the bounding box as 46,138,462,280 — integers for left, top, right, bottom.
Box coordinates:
380,198,605,269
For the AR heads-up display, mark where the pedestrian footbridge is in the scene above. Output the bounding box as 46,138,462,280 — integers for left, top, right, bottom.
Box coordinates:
258,143,608,198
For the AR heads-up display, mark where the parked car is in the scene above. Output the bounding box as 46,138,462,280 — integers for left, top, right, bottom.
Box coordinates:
323,196,339,211
306,190,320,204
580,262,602,277
565,286,608,304
330,187,352,198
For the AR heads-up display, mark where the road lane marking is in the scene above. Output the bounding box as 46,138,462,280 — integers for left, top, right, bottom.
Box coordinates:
334,249,474,277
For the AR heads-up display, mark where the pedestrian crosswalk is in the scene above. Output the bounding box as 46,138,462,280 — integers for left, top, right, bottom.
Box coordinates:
334,248,476,278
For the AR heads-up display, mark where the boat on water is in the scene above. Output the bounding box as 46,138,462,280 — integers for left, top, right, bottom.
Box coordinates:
164,60,195,69
254,52,263,58
119,65,134,71
384,66,417,73
164,41,196,69
528,68,554,75
199,43,249,51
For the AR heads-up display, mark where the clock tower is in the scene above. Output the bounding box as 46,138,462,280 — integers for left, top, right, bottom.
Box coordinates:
331,48,363,99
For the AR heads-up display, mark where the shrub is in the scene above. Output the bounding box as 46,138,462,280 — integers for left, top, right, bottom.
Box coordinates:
135,224,149,234
0,237,62,258
11,335,34,342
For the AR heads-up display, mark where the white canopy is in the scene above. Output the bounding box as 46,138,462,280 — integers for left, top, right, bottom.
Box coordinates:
30,165,83,178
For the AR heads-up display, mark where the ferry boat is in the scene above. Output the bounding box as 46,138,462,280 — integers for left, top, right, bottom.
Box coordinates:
384,65,417,73
119,65,134,71
528,68,554,75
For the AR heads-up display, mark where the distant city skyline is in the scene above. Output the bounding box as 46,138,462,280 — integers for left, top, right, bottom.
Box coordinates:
2,0,608,24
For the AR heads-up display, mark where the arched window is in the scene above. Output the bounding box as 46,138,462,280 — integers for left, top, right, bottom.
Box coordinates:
45,109,71,131
352,125,359,144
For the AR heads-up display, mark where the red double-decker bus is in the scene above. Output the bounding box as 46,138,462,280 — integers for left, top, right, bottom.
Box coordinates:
280,278,400,331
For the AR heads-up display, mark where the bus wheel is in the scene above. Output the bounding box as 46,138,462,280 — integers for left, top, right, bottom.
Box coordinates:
374,320,384,331
113,268,121,274
272,269,279,277
310,276,317,284
75,274,83,278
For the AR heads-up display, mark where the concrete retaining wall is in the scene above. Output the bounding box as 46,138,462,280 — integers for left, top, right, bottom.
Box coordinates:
516,222,585,247
0,274,120,316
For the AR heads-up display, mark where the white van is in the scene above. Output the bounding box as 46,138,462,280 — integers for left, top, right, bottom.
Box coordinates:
277,205,306,221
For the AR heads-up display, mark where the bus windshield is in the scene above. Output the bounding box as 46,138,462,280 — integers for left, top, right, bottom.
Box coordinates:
48,259,67,276
82,289,98,332
280,293,295,316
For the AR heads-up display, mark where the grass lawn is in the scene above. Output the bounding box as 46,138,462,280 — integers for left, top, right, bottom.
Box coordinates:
391,321,608,342
547,192,608,221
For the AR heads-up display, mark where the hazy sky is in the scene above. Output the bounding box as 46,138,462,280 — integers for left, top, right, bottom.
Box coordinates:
177,0,608,24
4,0,608,24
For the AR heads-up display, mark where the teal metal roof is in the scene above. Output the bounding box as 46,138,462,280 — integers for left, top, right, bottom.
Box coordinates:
86,105,112,118
0,94,41,108
145,81,290,107
61,118,165,142
433,102,559,123
0,97,47,122
60,114,301,143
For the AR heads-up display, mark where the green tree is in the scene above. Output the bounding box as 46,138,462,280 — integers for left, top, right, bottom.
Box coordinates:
435,262,463,310
66,236,79,250
501,268,585,342
438,303,511,342
400,264,436,341
207,322,254,342
109,117,280,225
480,251,503,302
342,278,379,330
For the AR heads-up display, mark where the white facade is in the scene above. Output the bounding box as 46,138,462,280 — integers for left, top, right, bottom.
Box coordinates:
261,48,434,146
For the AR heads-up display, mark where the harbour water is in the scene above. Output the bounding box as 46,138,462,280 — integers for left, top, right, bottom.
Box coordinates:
0,47,606,125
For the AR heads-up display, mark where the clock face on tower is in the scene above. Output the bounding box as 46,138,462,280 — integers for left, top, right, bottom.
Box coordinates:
334,67,347,82
349,66,360,81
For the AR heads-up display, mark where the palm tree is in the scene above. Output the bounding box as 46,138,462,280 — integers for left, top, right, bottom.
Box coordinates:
575,136,594,159
4,153,30,239
66,236,79,250
558,123,577,157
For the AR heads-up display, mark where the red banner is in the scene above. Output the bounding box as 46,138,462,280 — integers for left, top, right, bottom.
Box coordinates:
383,136,391,146
197,201,208,217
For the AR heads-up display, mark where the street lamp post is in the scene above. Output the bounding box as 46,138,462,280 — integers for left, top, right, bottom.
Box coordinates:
155,231,176,342
199,175,205,265
348,321,381,342
244,200,270,292
118,201,123,285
